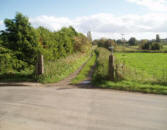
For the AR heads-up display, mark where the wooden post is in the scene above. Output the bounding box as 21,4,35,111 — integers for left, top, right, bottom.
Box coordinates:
108,54,115,81
36,54,44,75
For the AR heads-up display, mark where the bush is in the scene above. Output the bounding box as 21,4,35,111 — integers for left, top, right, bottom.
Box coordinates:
139,40,162,50
93,38,117,49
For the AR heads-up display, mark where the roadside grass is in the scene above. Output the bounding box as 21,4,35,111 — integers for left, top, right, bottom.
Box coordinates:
92,47,167,95
38,51,91,83
95,80,167,95
0,71,34,82
72,52,96,84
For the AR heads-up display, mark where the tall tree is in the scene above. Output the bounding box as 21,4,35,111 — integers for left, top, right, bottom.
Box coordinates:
1,13,39,67
128,37,137,46
156,34,160,42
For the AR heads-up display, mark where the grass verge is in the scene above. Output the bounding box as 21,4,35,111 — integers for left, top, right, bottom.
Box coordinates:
72,52,96,84
0,71,34,82
38,51,91,83
95,80,167,95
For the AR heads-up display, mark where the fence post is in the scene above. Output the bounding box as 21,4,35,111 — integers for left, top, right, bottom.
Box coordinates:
108,54,115,81
36,54,44,75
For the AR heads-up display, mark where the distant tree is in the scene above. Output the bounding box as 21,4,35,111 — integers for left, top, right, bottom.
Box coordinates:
139,40,162,50
128,37,137,46
116,39,122,45
87,31,92,42
156,34,160,42
151,42,162,50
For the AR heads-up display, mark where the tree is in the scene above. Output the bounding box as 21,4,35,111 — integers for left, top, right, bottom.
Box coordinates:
156,34,160,42
1,12,39,69
128,37,137,46
74,34,91,53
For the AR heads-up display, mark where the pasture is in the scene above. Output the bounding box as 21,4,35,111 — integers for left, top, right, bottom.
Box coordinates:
93,47,167,94
115,53,167,83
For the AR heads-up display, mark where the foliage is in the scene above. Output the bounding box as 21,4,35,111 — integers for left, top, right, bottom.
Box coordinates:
156,34,160,42
139,40,163,50
74,33,92,53
0,13,91,82
93,38,117,49
128,37,137,46
92,47,111,82
1,13,39,65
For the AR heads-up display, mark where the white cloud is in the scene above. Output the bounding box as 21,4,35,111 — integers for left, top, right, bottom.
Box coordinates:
30,16,72,31
30,13,167,40
127,0,167,12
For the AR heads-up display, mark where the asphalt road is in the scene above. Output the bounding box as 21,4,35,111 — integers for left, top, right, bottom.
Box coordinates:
0,86,167,130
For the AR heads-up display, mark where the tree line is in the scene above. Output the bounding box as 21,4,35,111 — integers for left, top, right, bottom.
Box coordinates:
93,34,165,51
0,13,91,73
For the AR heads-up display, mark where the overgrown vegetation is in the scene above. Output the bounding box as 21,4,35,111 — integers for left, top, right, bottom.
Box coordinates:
0,13,92,82
92,47,111,82
38,52,91,83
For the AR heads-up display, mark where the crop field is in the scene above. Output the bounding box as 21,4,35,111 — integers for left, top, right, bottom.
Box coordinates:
115,53,167,83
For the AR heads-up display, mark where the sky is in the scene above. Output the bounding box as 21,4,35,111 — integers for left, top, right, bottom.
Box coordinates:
0,0,167,40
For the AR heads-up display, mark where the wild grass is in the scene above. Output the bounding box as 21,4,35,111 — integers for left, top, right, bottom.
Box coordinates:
92,47,167,95
0,71,34,82
38,51,91,83
97,80,167,95
72,52,96,84
92,47,111,82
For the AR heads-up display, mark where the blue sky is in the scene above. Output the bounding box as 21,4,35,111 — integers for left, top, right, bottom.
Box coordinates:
0,0,144,19
1,0,167,39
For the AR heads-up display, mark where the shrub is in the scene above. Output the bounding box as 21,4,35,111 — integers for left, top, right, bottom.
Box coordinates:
139,40,162,50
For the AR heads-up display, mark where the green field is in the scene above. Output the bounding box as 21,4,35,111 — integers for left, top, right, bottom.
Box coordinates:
115,53,167,83
93,47,167,95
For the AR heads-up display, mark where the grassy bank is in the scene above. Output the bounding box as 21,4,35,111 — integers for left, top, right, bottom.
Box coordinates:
72,52,96,84
92,47,167,95
92,47,111,82
38,51,91,83
96,80,167,95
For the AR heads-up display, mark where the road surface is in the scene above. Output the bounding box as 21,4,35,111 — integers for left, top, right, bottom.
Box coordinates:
0,85,167,130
